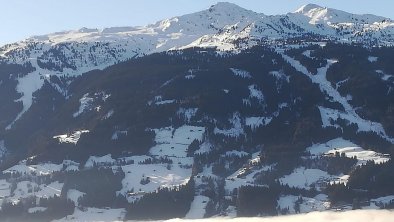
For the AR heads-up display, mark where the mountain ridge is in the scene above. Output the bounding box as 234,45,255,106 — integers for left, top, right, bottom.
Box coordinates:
294,3,387,21
2,2,393,46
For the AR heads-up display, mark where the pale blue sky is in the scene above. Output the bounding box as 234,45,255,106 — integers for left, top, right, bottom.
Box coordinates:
1,0,393,46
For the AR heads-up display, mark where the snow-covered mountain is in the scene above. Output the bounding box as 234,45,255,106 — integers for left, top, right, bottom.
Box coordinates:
0,3,394,221
1,3,394,129
195,3,394,49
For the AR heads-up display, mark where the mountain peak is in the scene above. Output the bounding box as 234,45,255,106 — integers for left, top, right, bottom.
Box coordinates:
208,2,254,14
293,3,386,25
78,27,99,33
209,2,243,10
294,3,325,14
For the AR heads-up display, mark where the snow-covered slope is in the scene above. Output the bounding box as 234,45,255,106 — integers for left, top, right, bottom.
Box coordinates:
294,4,385,24
290,4,394,43
195,4,394,48
0,3,263,127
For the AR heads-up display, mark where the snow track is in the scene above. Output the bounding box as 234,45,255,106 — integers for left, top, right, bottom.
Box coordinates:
281,53,394,143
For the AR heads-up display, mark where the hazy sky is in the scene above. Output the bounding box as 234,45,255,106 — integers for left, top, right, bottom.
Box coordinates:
1,0,393,46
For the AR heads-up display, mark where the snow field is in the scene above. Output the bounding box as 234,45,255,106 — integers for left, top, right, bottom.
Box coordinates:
368,56,378,62
53,207,126,222
325,147,389,165
150,125,205,158
225,165,272,194
67,189,86,206
245,117,272,130
307,138,390,165
224,152,273,195
214,113,244,138
4,162,63,175
278,194,330,214
85,154,116,168
194,140,213,155
53,130,90,145
185,195,210,219
119,163,191,202
279,167,332,190
111,130,128,140
375,70,392,81
8,181,63,204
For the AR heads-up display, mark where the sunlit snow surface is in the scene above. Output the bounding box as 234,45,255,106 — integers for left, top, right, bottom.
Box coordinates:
279,138,390,191
307,138,390,165
53,130,90,144
119,163,191,201
279,167,332,190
